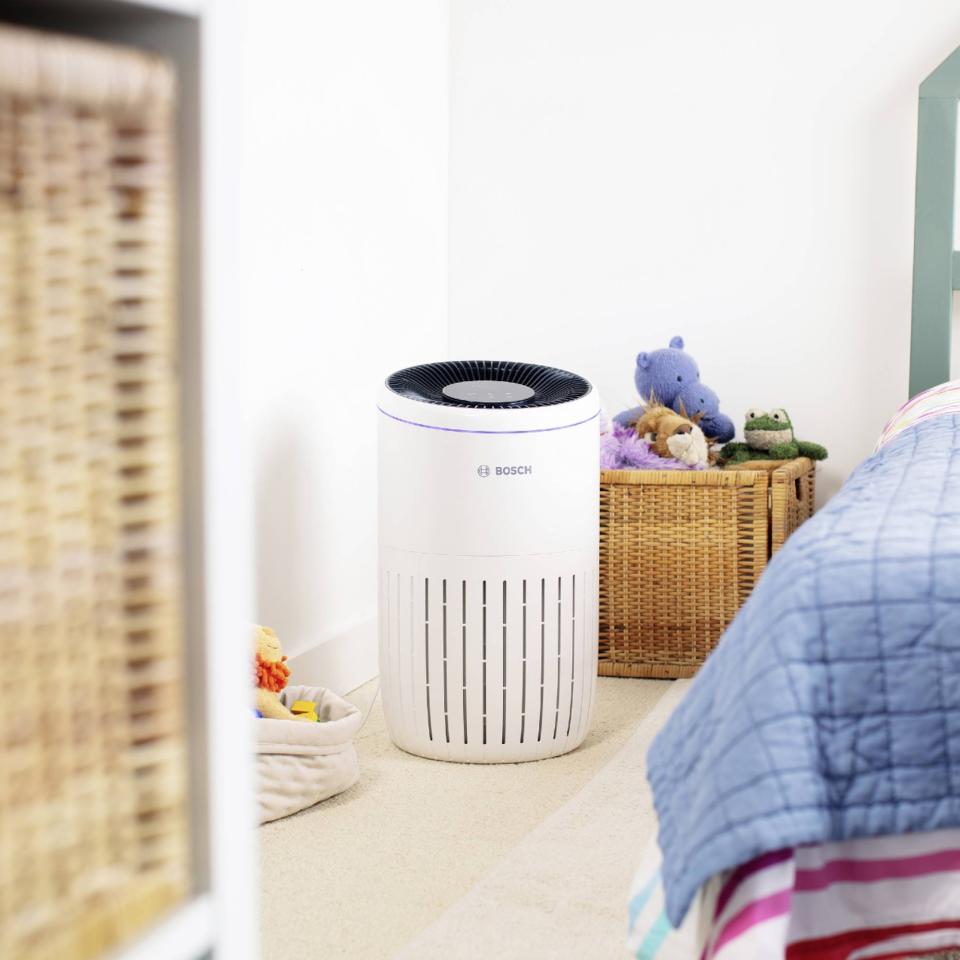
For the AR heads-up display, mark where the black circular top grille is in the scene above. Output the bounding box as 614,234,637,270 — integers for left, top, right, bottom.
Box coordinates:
386,361,591,409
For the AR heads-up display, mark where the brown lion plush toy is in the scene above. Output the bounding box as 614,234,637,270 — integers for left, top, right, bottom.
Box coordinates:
253,625,311,720
634,404,711,467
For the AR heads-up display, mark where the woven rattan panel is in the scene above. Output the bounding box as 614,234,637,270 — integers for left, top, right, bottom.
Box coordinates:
599,469,770,678
0,26,187,960
770,458,816,554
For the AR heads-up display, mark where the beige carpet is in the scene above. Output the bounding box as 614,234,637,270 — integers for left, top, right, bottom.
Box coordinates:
396,679,689,959
259,676,678,960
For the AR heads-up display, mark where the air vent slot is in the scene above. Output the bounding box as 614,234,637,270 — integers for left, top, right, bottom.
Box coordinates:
461,580,468,745
442,579,450,744
521,579,528,744
554,577,562,740
567,574,576,738
538,577,546,743
482,579,488,746
501,580,508,745
424,578,433,742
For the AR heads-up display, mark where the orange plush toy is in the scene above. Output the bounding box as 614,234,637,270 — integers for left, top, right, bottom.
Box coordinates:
253,625,312,720
633,404,712,467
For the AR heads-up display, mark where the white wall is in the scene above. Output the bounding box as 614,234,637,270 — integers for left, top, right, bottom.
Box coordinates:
243,0,449,692
245,1,960,689
448,0,960,500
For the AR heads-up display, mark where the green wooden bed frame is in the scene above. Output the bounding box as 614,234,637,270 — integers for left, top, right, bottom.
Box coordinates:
910,46,960,396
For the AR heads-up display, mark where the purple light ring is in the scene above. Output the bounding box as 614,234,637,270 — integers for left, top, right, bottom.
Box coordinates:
377,406,600,435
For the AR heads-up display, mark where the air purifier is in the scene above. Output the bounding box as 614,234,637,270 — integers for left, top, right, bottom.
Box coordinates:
378,361,599,763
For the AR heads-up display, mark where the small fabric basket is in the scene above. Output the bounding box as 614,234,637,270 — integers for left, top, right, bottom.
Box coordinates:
256,684,362,823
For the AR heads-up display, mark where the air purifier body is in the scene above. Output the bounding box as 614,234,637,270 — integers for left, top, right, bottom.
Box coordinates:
378,362,599,763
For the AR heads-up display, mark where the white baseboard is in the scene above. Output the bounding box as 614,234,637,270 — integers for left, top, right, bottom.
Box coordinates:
286,617,379,696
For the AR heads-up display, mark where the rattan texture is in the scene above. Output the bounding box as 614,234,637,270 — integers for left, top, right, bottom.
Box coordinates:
768,458,816,556
598,460,816,678
0,26,186,960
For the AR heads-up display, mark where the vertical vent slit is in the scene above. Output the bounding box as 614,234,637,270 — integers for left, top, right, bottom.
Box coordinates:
396,572,402,726
461,580,468,745
384,570,390,719
521,579,527,744
575,568,590,739
442,579,449,744
409,576,415,744
482,579,487,746
502,580,507,746
554,576,561,740
424,578,433,742
538,577,545,743
567,573,576,738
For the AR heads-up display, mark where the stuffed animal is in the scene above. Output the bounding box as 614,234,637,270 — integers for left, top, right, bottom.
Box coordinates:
253,625,313,721
600,421,706,470
720,408,828,464
613,336,735,442
633,404,711,468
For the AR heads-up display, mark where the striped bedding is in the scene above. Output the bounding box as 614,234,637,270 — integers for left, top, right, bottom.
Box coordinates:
629,383,960,958
647,384,960,922
875,378,960,450
627,829,960,959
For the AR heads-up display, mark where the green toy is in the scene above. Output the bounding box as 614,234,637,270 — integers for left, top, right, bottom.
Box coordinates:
720,408,828,464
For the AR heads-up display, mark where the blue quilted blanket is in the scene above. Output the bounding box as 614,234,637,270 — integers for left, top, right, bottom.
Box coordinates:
648,413,960,925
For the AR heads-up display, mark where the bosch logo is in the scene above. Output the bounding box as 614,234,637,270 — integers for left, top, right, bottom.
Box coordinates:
477,464,532,477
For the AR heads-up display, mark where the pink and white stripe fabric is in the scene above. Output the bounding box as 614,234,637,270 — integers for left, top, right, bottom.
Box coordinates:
875,379,960,451
628,829,960,959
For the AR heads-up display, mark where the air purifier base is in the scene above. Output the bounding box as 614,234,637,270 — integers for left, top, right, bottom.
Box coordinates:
379,548,598,764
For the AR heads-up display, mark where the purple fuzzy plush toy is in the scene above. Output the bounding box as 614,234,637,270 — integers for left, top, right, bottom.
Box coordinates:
600,421,705,471
613,336,735,443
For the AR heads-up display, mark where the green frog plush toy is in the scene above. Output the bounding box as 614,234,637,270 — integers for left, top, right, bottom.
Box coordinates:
720,408,828,464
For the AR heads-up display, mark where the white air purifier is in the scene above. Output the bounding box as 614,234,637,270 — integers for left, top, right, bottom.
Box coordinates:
378,361,599,763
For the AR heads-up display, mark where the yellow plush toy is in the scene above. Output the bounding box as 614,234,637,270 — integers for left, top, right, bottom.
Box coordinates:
253,625,313,721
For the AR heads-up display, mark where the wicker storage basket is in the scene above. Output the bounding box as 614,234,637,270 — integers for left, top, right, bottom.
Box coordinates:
599,458,815,678
0,25,185,960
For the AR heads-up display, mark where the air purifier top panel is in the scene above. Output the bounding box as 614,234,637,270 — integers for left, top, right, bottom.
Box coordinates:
441,380,535,404
387,360,590,409
380,360,597,433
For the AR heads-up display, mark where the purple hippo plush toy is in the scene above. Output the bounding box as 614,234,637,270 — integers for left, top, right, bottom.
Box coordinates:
613,336,735,443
